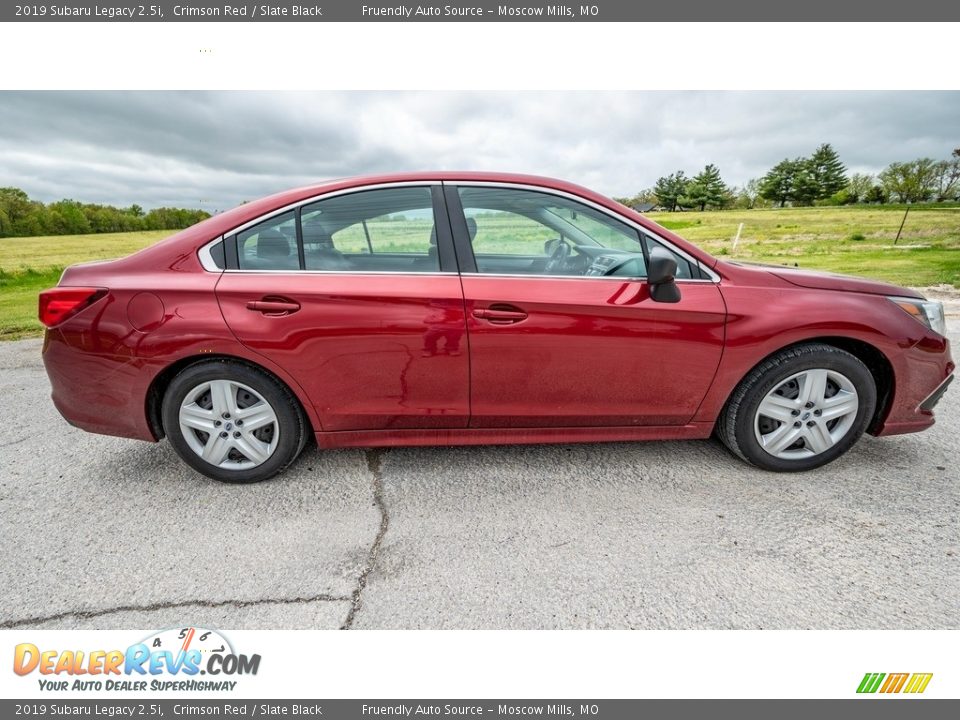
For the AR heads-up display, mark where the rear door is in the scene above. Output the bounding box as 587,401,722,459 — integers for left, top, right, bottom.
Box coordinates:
215,184,470,432
448,184,726,428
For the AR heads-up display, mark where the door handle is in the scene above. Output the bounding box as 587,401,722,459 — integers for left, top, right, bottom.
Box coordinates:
472,305,528,323
246,298,301,315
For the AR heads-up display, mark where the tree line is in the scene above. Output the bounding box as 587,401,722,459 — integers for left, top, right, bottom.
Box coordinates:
0,187,211,238
616,145,960,211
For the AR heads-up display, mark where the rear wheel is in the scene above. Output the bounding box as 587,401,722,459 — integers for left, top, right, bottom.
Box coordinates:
162,361,307,483
718,344,877,472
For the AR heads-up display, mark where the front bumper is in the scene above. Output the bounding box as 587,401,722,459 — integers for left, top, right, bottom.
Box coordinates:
919,373,954,413
874,334,954,437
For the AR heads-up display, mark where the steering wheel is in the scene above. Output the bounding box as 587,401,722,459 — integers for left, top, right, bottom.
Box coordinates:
544,241,571,274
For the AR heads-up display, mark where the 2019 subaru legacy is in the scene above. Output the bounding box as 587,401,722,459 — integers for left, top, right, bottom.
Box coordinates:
39,173,953,482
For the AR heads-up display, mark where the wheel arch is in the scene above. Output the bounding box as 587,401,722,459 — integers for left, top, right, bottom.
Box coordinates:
720,336,894,435
146,354,316,440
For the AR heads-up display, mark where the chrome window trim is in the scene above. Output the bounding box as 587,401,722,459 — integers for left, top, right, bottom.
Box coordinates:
450,180,721,283
220,270,453,277
196,179,721,283
217,269,705,283
459,272,712,284
212,266,713,283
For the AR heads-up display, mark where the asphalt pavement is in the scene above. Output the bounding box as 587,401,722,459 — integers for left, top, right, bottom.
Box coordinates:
1,322,957,630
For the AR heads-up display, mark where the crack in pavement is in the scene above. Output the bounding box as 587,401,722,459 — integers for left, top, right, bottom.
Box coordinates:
3,449,392,631
0,435,30,448
0,593,352,630
341,448,389,630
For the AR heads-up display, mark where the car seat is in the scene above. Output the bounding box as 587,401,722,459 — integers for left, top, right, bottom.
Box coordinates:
302,223,353,270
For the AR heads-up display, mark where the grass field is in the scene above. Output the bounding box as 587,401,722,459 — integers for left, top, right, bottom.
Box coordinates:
0,230,171,339
2,206,958,339
648,205,960,289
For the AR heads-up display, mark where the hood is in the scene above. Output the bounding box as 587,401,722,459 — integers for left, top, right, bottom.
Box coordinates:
726,261,923,299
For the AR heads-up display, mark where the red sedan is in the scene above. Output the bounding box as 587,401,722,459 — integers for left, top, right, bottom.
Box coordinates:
39,172,954,482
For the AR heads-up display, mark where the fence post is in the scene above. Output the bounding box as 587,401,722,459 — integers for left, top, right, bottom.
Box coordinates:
894,205,910,245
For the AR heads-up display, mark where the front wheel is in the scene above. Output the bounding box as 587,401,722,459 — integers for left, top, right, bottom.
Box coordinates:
717,344,877,472
162,361,308,483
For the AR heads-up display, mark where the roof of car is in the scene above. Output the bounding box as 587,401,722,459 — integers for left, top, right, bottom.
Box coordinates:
232,171,607,224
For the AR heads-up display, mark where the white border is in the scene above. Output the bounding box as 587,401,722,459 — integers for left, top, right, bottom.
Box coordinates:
2,17,956,705
1,23,958,90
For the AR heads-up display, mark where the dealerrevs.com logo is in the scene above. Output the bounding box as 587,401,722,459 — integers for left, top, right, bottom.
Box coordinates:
13,627,261,692
857,673,933,694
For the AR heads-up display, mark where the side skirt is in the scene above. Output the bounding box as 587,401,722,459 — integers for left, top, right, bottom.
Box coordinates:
314,422,716,449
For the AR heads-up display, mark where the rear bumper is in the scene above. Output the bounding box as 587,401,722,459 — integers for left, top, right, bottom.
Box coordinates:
43,328,159,441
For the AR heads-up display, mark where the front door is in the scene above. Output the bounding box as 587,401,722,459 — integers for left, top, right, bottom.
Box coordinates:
450,184,726,428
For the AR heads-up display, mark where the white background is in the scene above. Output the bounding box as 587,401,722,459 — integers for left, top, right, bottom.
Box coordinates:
0,22,957,90
0,19,957,701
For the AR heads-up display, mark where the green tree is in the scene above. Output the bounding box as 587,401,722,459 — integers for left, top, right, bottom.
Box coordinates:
759,158,800,207
731,179,764,209
681,179,707,211
846,173,875,203
0,187,33,226
613,188,657,208
47,200,92,235
808,143,847,199
879,159,939,202
0,187,210,238
790,163,820,205
653,171,688,212
824,189,856,205
932,150,960,201
864,185,888,204
143,207,210,230
683,164,727,211
742,178,761,207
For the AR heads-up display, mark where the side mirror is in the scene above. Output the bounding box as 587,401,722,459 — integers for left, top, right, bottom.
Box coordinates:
647,247,681,303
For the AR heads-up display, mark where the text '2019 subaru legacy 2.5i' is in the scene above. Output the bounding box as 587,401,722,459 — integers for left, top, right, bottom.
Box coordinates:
40,173,954,482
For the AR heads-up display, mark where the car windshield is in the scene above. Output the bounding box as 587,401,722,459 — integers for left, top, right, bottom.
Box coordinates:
543,206,643,251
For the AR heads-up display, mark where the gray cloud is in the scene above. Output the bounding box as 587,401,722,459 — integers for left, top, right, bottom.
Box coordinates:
0,91,957,212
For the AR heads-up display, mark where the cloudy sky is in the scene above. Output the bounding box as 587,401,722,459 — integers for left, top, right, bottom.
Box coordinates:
1,91,957,212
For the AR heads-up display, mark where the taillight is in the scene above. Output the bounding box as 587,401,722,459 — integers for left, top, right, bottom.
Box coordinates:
38,287,107,328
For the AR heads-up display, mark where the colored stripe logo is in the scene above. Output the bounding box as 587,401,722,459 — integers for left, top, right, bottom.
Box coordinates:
857,673,933,694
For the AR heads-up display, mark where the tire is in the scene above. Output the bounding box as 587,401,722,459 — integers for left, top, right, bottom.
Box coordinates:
717,344,877,472
161,360,308,483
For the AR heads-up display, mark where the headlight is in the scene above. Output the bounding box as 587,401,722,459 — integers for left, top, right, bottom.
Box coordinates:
888,296,947,337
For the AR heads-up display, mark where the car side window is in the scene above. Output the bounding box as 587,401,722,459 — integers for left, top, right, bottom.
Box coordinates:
467,209,556,256
300,187,439,272
236,211,299,271
457,186,643,278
